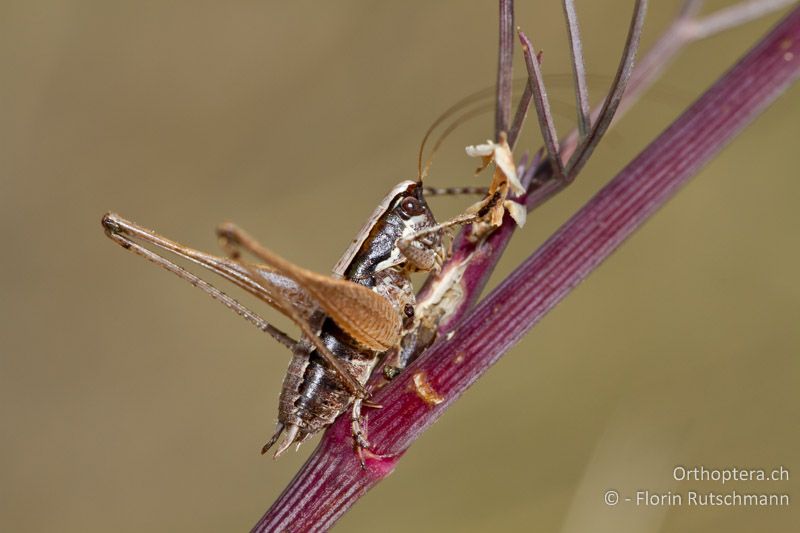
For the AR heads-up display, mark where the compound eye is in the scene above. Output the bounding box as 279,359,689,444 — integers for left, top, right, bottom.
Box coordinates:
399,196,424,217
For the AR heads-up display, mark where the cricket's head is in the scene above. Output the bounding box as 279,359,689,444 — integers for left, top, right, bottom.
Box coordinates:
338,181,446,279
389,181,446,273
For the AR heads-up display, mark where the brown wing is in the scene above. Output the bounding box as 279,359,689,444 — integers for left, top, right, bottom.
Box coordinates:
248,246,402,352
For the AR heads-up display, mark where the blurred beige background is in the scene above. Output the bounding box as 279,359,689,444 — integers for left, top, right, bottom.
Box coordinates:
1,1,797,532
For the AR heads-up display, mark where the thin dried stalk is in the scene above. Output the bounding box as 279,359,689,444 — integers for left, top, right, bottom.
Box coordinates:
495,0,515,138
690,0,797,39
565,0,647,180
563,0,592,137
616,0,796,125
519,30,567,179
518,0,647,182
508,76,533,148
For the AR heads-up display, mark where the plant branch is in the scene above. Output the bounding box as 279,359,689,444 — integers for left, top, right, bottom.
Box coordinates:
495,0,515,138
565,0,648,180
508,74,533,148
620,0,796,123
254,8,800,531
519,30,567,180
432,0,795,333
689,0,798,39
563,0,592,137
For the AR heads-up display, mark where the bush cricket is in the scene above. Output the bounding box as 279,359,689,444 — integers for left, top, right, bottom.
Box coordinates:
100,30,649,457
101,184,429,458
99,66,534,462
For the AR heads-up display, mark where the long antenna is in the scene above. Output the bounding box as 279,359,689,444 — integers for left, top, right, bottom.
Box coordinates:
416,76,581,182
417,87,497,181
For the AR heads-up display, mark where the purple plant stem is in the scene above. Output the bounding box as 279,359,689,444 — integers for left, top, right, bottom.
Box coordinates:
254,8,800,532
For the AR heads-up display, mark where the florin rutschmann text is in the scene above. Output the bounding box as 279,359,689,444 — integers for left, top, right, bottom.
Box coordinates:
603,465,790,508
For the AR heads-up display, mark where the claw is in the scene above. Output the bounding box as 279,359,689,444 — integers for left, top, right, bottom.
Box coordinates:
270,424,300,459
356,444,367,470
260,422,285,455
